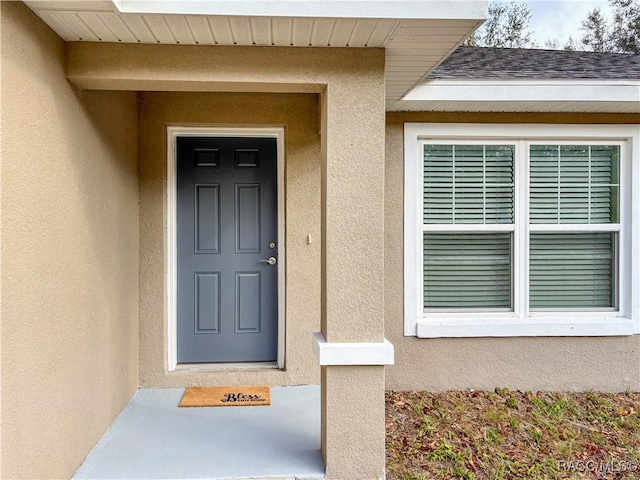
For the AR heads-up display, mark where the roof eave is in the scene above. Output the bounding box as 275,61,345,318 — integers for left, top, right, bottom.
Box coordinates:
24,0,488,106
390,78,640,113
112,0,488,20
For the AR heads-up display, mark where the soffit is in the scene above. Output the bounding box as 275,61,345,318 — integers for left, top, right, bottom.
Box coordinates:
23,1,486,109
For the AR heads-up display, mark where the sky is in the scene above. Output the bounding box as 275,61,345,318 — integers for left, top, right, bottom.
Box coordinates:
495,0,615,47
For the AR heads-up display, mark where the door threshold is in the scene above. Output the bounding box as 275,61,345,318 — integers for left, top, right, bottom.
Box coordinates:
174,362,280,372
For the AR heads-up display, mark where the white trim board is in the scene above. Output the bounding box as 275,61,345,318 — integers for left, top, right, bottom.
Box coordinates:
166,126,286,371
312,332,394,366
404,123,640,338
398,79,640,113
417,318,635,338
113,0,487,19
404,79,640,103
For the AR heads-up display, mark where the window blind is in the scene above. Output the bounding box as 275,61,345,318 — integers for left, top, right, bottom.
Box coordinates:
530,233,615,309
424,145,514,224
423,233,512,308
530,145,620,224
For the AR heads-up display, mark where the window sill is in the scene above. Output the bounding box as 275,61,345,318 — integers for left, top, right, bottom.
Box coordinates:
415,316,636,338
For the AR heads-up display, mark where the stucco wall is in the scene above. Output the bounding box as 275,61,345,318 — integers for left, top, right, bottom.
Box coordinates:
0,3,140,479
385,112,640,392
139,92,321,387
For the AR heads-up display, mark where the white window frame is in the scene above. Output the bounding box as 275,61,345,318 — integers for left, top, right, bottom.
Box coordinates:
404,123,640,338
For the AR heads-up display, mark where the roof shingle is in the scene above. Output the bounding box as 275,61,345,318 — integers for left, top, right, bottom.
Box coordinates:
427,46,640,80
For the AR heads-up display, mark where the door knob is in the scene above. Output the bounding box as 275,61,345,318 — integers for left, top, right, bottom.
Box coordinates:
259,257,277,266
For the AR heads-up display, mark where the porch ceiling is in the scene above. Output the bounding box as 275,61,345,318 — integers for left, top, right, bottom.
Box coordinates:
23,0,486,110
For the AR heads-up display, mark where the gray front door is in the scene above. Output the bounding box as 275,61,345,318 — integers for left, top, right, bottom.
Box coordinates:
176,136,278,363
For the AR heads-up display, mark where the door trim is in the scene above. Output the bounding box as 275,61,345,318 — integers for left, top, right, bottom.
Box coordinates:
166,126,286,371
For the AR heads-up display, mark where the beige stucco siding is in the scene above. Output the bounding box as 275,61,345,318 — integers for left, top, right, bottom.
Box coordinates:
126,46,385,476
139,92,322,387
0,3,140,479
385,112,640,392
68,39,389,476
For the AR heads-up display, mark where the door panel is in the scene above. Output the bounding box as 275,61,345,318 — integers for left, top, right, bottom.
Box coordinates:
195,185,220,253
235,184,261,253
195,272,220,333
235,272,261,333
177,137,278,363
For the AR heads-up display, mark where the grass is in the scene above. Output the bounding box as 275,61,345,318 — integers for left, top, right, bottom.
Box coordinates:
386,389,640,480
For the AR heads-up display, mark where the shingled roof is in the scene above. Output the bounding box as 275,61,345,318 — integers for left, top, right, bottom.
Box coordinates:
428,46,640,80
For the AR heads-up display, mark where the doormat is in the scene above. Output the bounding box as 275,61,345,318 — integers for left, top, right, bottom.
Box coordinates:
179,386,271,407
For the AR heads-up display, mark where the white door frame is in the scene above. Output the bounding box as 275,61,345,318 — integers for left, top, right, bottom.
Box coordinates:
166,126,286,370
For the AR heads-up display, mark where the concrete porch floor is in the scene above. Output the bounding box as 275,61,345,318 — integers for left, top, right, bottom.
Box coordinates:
73,386,325,480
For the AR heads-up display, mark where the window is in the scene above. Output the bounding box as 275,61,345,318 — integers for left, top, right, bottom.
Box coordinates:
528,145,619,310
404,124,639,338
423,144,515,310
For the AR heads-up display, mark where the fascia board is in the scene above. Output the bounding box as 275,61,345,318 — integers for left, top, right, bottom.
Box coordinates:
112,0,488,20
404,79,640,103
